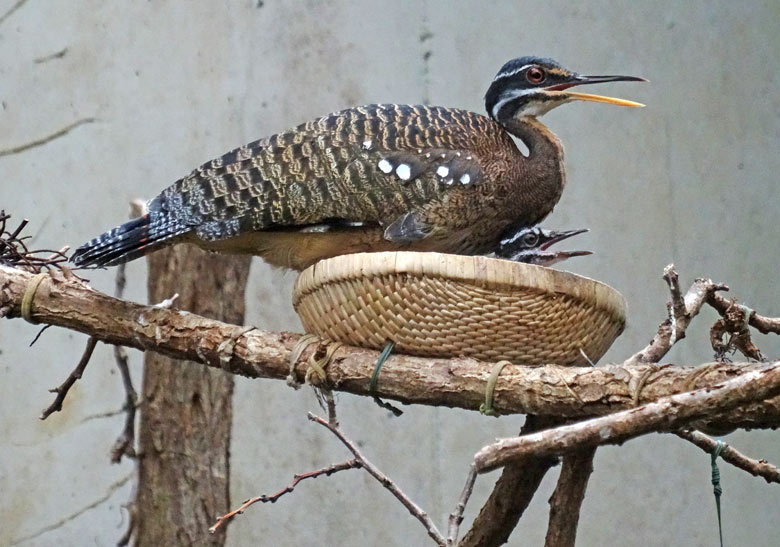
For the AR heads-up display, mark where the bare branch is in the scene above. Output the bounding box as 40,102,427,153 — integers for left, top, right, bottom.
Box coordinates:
2,265,780,430
209,459,362,534
110,346,137,463
110,259,138,463
710,299,764,361
625,266,727,365
675,429,780,484
0,118,96,158
309,412,446,546
474,362,780,472
447,463,478,546
708,292,780,335
543,447,597,547
40,336,98,420
458,415,561,547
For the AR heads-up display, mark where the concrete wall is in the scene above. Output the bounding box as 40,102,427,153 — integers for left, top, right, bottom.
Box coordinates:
1,1,778,545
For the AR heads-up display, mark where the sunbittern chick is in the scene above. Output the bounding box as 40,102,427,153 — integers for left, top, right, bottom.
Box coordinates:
72,57,644,271
496,226,591,267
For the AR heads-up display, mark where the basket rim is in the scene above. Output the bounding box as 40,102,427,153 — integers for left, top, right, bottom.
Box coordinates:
293,251,627,324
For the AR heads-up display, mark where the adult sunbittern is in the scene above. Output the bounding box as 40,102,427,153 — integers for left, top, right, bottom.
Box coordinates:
72,56,644,270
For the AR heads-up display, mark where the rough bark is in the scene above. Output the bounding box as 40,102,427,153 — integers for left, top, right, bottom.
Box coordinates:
475,361,780,472
1,265,779,431
543,447,596,547
133,246,251,546
458,416,560,547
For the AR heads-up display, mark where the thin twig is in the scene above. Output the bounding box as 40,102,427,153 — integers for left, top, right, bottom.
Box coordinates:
675,429,780,484
110,260,138,463
0,213,71,273
543,447,597,547
309,412,446,546
447,463,478,546
40,336,98,419
110,346,138,463
80,400,143,423
209,459,362,534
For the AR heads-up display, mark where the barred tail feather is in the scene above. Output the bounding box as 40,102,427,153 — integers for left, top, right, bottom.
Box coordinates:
71,214,187,267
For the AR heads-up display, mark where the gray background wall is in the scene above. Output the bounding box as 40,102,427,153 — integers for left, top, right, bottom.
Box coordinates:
2,1,779,545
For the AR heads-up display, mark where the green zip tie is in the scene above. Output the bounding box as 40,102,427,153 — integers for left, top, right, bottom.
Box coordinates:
369,340,402,416
711,440,726,547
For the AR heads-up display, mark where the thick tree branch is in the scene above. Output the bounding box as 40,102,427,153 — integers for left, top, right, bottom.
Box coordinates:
458,415,561,547
543,447,597,547
2,265,779,426
474,362,780,472
2,265,779,430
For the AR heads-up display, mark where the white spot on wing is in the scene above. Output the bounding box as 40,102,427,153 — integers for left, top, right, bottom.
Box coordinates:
460,173,471,185
378,159,392,173
362,140,373,150
396,163,411,180
436,165,449,178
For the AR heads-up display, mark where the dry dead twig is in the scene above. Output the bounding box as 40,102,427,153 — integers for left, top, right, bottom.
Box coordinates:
40,336,98,420
708,292,780,336
309,409,446,546
447,463,478,546
625,265,727,366
675,429,780,484
209,459,362,534
710,297,765,361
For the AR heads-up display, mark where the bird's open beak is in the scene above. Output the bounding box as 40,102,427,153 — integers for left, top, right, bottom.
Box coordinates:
539,228,590,251
547,74,647,108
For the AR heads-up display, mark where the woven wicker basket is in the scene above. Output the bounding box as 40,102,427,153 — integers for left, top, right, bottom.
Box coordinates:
292,252,626,366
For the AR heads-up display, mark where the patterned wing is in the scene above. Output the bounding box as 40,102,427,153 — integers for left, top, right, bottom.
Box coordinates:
150,104,499,244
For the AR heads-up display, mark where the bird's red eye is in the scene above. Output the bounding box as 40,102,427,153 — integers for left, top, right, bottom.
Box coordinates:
527,67,545,84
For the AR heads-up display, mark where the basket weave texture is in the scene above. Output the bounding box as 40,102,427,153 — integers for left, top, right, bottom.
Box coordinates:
293,252,626,366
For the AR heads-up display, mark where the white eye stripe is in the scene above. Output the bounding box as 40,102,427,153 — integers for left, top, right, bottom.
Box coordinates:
493,64,533,81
